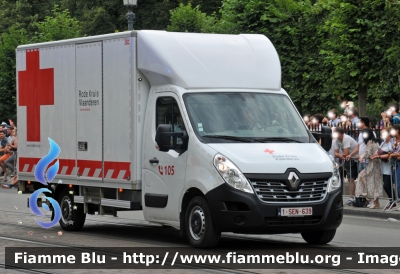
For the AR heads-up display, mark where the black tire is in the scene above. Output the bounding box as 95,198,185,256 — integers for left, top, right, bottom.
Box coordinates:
185,196,221,248
58,188,86,231
301,229,336,244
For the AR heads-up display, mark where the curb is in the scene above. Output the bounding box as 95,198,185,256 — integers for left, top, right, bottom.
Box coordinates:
343,207,400,220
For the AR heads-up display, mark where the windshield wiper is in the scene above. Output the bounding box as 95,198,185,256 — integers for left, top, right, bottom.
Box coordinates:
202,135,256,143
255,137,303,143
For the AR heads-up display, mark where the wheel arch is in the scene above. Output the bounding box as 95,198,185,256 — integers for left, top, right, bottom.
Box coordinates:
179,187,206,237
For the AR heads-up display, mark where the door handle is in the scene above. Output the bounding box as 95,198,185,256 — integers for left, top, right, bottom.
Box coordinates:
149,158,159,164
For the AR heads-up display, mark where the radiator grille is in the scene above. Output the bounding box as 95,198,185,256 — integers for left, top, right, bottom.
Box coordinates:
250,180,328,203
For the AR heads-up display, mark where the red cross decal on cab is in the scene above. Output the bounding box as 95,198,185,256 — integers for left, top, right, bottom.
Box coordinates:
264,149,274,154
18,49,55,142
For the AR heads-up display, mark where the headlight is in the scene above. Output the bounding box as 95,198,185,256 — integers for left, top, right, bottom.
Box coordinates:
328,155,341,192
213,154,253,193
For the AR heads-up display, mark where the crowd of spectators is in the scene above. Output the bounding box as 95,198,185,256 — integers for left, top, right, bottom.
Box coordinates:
0,120,18,189
303,101,400,211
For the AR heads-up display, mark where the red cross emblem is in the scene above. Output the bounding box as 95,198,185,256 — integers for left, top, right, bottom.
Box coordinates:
18,49,54,142
264,149,274,154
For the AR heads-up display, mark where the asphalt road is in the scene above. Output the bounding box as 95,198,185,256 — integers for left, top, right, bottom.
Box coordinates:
0,187,399,274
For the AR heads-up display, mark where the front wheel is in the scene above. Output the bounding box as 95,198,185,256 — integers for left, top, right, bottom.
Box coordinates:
301,229,336,244
58,188,86,231
185,196,220,248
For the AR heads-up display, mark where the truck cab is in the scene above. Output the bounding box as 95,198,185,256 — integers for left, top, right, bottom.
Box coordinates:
139,31,342,247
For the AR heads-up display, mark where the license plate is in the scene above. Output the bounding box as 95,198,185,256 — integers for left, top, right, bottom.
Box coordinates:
279,207,312,216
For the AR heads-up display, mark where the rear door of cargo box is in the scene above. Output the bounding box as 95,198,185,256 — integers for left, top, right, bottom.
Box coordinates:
17,45,77,182
76,42,103,182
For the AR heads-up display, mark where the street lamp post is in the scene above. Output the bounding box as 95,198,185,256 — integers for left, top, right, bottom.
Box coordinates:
123,0,138,31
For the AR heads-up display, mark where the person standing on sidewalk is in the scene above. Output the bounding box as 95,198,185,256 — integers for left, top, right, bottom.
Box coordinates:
335,128,358,205
346,107,359,139
388,103,400,125
341,100,354,115
346,117,375,173
380,109,391,130
330,127,345,187
388,125,400,200
328,109,340,127
4,127,17,176
358,117,374,172
355,128,383,209
0,131,8,175
372,127,396,210
0,126,14,181
346,107,359,128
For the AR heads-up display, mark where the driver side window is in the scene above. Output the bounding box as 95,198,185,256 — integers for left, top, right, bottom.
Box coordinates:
156,97,185,132
156,97,187,149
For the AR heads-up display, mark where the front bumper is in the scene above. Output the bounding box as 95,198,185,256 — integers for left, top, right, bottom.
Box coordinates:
205,183,343,234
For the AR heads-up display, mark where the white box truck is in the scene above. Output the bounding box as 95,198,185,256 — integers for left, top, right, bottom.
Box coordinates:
16,30,342,248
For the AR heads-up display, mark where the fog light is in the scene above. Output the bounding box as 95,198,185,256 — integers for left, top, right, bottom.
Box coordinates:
234,216,242,224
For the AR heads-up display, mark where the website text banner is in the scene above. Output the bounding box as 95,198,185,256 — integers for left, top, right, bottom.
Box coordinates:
5,247,400,269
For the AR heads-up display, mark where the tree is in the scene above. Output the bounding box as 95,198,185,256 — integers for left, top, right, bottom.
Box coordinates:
216,0,336,115
59,0,222,35
184,0,222,16
0,6,81,122
167,3,217,32
135,0,181,31
31,6,82,43
0,0,55,34
132,0,222,30
0,26,29,121
59,0,126,35
320,0,400,116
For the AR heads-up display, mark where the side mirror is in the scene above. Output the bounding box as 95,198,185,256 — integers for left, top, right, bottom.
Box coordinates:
155,124,188,152
320,126,332,152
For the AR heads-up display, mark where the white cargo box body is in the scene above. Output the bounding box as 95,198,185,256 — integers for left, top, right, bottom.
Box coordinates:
16,32,148,189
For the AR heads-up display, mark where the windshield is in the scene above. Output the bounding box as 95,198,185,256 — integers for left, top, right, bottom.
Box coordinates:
184,92,310,143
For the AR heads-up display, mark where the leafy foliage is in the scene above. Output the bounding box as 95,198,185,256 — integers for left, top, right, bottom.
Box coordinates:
215,0,337,115
0,5,81,122
0,0,54,34
31,6,82,43
0,27,29,121
320,0,400,116
168,0,400,117
59,0,126,34
59,0,222,33
167,3,217,32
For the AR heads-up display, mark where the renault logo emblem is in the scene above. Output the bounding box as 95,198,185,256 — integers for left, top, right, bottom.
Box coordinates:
288,172,300,188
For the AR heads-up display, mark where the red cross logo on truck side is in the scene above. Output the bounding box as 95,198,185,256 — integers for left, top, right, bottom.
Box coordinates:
18,49,54,142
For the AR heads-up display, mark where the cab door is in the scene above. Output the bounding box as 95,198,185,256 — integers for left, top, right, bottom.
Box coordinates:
143,92,188,224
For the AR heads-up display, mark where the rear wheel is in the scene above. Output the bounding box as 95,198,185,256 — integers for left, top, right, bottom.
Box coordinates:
301,229,336,244
185,196,220,248
58,188,86,231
